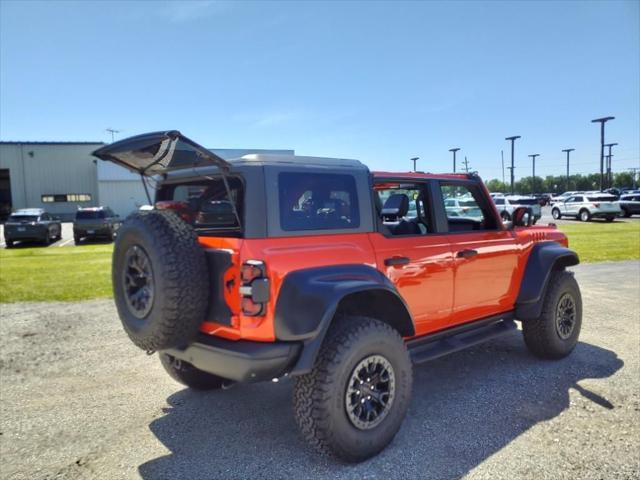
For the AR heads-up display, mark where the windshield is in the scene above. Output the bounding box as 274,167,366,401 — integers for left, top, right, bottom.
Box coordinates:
76,211,106,220
9,214,38,222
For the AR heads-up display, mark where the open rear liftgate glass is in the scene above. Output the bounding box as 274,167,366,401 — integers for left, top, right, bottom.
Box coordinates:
92,130,242,227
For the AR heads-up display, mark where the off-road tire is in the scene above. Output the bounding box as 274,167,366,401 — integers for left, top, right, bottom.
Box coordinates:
159,353,227,390
551,208,561,220
293,316,412,463
579,209,591,222
523,270,582,359
112,210,209,351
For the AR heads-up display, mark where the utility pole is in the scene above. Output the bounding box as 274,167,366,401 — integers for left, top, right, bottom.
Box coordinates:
462,156,470,173
562,148,575,192
501,150,505,187
106,128,120,143
591,116,615,191
505,136,521,195
528,154,540,194
449,148,460,173
604,142,618,189
410,157,419,172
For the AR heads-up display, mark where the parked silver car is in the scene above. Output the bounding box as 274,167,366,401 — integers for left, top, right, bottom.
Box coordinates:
551,193,621,222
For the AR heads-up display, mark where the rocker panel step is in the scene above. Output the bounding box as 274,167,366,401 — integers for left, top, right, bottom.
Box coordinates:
408,319,518,365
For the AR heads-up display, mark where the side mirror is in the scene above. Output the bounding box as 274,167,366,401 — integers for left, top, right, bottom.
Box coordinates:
510,207,534,228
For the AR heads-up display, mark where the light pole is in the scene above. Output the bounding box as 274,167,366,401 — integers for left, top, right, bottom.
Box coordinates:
562,148,575,192
449,148,460,173
505,136,521,194
528,154,540,194
591,116,615,191
604,142,618,189
410,157,419,172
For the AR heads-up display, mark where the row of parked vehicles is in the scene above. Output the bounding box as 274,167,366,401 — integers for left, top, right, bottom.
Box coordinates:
548,190,640,222
3,206,121,248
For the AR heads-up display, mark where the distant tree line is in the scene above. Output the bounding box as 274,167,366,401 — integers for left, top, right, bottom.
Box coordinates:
484,171,637,194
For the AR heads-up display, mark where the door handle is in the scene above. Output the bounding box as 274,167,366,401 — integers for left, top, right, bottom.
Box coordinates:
456,249,478,259
384,256,410,267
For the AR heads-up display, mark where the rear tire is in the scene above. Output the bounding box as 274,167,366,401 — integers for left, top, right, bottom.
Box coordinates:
74,235,81,245
522,270,582,359
605,216,614,222
579,209,591,222
622,208,631,218
159,353,227,390
5,240,13,248
293,316,412,462
551,208,561,220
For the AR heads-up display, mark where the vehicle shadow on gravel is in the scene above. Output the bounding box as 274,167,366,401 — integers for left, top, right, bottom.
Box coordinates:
138,335,622,480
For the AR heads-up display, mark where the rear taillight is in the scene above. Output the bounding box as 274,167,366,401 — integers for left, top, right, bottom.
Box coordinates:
239,260,269,316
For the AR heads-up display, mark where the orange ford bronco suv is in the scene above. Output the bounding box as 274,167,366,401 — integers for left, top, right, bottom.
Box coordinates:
94,131,582,462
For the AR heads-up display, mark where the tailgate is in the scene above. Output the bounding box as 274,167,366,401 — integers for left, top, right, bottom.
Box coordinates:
92,131,231,176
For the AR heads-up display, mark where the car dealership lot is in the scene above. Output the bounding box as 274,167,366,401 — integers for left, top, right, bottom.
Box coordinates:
0,261,638,480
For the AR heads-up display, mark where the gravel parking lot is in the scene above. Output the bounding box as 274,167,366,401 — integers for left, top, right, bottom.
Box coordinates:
1,261,639,480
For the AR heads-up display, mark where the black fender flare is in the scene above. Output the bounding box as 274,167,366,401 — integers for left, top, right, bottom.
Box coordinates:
274,264,414,375
515,241,579,320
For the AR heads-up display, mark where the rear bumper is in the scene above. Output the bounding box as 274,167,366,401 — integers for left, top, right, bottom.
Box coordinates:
164,334,302,383
4,228,47,241
74,227,112,237
591,210,620,218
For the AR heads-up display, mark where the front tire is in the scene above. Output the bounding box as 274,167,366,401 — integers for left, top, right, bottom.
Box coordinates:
159,353,227,390
551,208,561,220
522,270,582,359
5,239,14,248
622,207,631,218
293,316,412,462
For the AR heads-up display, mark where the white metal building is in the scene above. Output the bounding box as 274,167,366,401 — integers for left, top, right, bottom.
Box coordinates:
0,142,293,221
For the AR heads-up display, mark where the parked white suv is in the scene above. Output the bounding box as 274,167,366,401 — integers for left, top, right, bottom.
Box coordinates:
551,193,621,222
493,196,542,223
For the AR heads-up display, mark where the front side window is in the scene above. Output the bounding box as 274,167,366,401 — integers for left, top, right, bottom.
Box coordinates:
279,172,359,231
439,183,497,232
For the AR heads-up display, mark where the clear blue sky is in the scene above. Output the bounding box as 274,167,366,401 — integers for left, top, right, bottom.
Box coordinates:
1,0,638,180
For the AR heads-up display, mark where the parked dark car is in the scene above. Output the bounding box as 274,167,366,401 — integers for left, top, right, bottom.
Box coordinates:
4,208,62,247
618,194,640,217
73,207,121,244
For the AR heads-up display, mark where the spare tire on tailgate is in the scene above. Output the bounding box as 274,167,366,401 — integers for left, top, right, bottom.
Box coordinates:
112,210,209,351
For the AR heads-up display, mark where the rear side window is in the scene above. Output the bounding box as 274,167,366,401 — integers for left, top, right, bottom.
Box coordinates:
278,172,359,231
587,196,617,202
512,198,537,205
494,198,505,205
